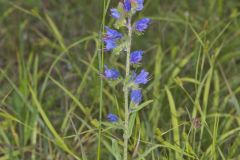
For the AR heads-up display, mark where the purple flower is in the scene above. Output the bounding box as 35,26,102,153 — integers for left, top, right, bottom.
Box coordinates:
105,27,122,40
104,27,122,51
133,69,149,85
110,8,121,19
135,18,151,32
104,39,116,51
131,89,142,104
130,50,144,64
104,65,120,80
136,0,144,11
107,113,118,122
124,0,131,12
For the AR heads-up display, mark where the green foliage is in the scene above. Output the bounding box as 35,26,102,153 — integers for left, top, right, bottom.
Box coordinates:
0,0,240,159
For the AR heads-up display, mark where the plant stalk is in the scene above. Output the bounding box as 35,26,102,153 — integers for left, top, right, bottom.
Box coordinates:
97,0,107,159
124,16,132,160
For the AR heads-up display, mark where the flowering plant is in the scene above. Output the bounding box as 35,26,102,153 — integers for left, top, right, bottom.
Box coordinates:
101,0,151,159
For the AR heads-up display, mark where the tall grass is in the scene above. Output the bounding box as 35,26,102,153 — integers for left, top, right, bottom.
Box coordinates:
0,0,240,159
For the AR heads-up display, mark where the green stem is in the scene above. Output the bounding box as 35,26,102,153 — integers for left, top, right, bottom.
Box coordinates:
97,0,107,159
124,16,132,160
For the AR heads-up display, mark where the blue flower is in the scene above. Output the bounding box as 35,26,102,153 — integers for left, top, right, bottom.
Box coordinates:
130,50,144,64
104,39,116,51
105,27,122,40
104,65,120,80
131,89,142,104
124,0,131,12
110,8,121,19
107,113,119,122
136,0,144,11
133,69,149,85
135,18,151,32
104,27,122,51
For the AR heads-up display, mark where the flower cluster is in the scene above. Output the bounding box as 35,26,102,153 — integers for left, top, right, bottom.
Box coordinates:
104,0,151,122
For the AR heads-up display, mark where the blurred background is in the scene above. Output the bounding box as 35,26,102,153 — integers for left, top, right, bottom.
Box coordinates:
0,0,240,159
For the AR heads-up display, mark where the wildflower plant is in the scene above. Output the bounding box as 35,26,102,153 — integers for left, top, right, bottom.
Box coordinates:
103,0,151,159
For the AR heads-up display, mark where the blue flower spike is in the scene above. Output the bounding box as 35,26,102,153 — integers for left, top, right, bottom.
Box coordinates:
107,113,119,122
131,89,142,105
103,0,152,143
104,65,120,80
130,50,144,64
135,18,151,32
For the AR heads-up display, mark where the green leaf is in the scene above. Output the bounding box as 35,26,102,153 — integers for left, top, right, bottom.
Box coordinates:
112,138,122,160
131,100,154,113
101,122,124,130
165,86,181,159
127,112,137,138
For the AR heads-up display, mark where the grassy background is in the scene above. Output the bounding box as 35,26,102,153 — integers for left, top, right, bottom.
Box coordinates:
1,0,240,159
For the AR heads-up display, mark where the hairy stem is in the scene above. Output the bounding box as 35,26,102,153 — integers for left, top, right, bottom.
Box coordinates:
124,16,132,160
